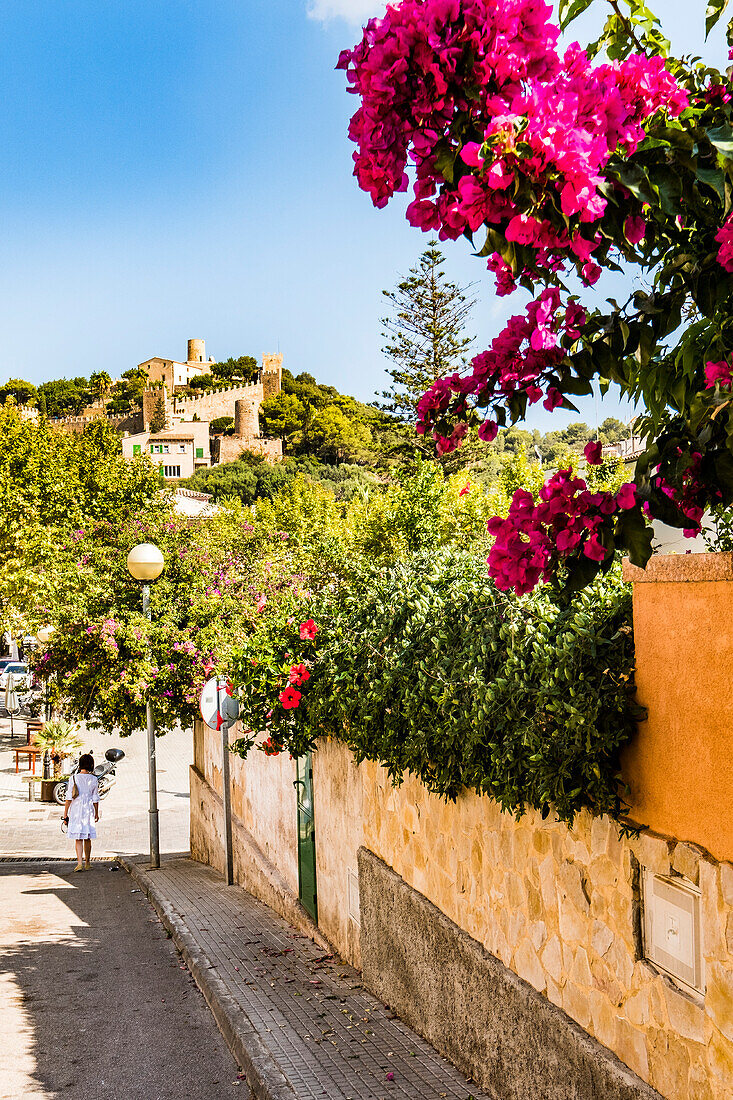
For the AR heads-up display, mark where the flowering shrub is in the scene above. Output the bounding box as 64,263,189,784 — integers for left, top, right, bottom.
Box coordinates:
34,504,284,735
285,550,637,826
341,0,733,591
487,467,639,595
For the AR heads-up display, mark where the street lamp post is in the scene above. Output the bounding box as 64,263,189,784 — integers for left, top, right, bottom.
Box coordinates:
126,542,165,870
36,625,55,780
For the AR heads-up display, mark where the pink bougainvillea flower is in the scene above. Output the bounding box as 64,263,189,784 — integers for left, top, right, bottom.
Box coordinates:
704,359,733,389
279,685,301,710
543,387,564,412
624,215,646,244
584,440,603,465
581,261,601,286
299,619,318,641
716,217,733,272
615,483,637,510
478,420,499,442
583,533,609,562
288,663,311,686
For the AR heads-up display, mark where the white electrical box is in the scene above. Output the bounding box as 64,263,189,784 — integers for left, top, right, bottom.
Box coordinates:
642,869,704,995
348,868,360,925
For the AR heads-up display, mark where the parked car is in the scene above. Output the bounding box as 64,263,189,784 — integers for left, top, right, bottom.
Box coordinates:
0,662,30,691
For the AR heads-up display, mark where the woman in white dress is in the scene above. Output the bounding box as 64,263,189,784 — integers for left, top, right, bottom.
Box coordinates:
63,753,100,872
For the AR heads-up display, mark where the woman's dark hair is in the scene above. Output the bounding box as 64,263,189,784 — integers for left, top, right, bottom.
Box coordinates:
78,753,95,771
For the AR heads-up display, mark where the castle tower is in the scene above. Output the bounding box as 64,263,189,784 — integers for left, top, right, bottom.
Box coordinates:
261,353,282,400
187,338,206,364
235,397,259,440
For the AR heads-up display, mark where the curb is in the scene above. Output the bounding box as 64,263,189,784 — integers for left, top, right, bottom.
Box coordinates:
119,856,297,1100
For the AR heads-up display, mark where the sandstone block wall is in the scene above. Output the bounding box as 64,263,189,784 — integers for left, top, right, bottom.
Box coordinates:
214,436,283,464
172,382,264,424
192,720,299,902
350,754,733,1100
359,849,660,1100
190,724,733,1099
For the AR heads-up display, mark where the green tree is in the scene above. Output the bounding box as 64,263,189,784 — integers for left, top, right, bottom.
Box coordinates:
0,379,38,407
0,406,164,636
212,356,259,383
37,378,88,418
306,405,372,463
108,368,148,414
89,371,112,403
149,393,168,433
378,241,476,422
210,416,235,435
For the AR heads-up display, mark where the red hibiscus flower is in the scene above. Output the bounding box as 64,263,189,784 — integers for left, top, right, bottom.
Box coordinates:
299,619,318,641
459,483,471,496
279,685,301,709
289,663,310,686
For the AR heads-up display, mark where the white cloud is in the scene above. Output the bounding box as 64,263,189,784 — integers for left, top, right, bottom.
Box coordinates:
307,0,385,25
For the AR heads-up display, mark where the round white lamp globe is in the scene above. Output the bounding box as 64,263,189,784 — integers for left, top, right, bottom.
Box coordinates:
36,625,55,644
127,542,165,582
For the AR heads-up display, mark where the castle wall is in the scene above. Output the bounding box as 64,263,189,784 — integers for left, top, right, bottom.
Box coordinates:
214,436,283,464
52,411,143,435
171,382,264,424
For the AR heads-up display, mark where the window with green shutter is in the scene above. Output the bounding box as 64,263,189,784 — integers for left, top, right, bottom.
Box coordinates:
195,447,204,459
132,444,141,456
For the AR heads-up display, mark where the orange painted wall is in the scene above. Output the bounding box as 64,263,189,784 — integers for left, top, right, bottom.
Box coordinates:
622,553,733,862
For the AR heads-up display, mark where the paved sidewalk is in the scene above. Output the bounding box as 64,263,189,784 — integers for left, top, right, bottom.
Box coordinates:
124,856,492,1100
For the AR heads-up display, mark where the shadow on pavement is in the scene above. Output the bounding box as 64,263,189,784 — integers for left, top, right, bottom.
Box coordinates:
0,862,243,1099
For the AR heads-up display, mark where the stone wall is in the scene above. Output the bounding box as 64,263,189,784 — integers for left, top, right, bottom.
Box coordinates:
191,724,733,1099
172,382,264,424
348,751,733,1100
359,849,660,1100
214,436,283,464
53,411,143,434
192,719,299,899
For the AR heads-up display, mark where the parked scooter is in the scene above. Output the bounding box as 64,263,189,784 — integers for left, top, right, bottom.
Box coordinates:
53,748,126,805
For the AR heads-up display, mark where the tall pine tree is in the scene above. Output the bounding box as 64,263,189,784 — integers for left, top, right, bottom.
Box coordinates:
378,241,476,423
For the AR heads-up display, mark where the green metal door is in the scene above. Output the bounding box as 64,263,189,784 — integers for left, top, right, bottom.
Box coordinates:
295,753,317,921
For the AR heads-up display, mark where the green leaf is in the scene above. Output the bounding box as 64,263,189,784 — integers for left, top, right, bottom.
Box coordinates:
706,0,730,37
615,507,654,568
558,0,594,30
707,123,733,161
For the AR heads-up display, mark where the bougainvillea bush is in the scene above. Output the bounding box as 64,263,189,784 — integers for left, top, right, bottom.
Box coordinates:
35,502,306,736
339,0,733,592
234,549,637,826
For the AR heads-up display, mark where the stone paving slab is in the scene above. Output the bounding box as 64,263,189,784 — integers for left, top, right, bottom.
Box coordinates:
123,856,493,1100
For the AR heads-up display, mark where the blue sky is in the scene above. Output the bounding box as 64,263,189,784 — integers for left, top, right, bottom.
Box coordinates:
0,0,725,431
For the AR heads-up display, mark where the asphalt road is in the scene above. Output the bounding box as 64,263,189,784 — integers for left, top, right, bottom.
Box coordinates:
0,861,249,1099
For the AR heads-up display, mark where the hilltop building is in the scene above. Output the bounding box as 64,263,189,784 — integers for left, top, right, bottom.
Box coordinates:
54,339,284,472
139,338,215,393
120,419,211,480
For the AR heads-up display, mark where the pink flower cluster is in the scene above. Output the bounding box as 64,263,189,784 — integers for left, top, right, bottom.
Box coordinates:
705,358,733,388
338,0,687,288
417,288,584,450
486,470,638,595
651,452,711,538
715,216,733,272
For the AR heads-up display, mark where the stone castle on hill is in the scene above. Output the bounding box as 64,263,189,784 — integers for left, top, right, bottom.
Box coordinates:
54,338,283,479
